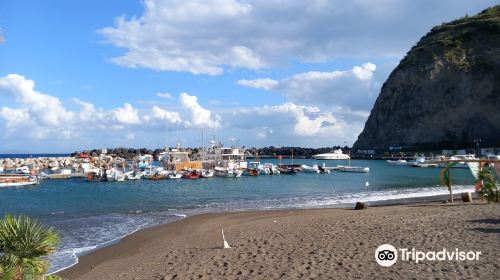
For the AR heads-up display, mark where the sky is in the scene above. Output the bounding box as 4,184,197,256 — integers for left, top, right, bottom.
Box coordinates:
0,0,497,153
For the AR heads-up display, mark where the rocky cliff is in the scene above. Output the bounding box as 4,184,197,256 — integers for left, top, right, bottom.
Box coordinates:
354,6,500,151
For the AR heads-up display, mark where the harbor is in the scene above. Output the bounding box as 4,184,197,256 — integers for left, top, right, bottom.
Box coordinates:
0,156,483,274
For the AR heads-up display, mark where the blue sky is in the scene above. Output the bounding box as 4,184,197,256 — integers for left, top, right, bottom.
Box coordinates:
0,0,497,153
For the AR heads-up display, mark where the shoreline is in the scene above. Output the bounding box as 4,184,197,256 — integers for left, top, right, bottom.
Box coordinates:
50,192,471,274
57,193,499,279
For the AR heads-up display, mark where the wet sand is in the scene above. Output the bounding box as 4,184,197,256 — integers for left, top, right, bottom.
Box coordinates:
58,202,499,279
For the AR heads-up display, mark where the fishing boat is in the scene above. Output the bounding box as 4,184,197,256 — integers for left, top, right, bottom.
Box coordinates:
244,162,260,176
257,164,271,175
137,154,154,170
243,168,260,176
106,167,126,182
214,166,242,178
124,170,143,180
312,149,350,160
277,166,296,174
183,170,201,179
85,167,107,182
144,173,167,180
0,175,39,188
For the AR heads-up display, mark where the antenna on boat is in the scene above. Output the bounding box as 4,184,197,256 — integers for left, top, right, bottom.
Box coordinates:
221,229,231,249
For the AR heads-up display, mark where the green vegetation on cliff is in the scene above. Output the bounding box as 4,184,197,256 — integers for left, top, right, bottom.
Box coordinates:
354,6,500,151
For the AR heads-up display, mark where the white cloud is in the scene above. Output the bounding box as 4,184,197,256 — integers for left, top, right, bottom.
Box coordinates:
238,63,377,111
0,107,30,128
99,0,494,75
157,92,174,100
73,98,99,122
111,103,141,125
151,105,182,123
179,92,220,128
237,78,278,91
0,74,74,127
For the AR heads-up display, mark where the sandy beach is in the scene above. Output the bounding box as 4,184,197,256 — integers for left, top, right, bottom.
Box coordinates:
58,202,499,279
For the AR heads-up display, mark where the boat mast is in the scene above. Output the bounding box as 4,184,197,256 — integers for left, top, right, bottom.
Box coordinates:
164,112,168,151
345,141,351,167
176,123,180,150
201,128,204,150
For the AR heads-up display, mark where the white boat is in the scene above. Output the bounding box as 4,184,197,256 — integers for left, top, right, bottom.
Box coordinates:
202,141,248,177
214,166,242,178
258,164,270,175
300,164,320,173
312,149,350,160
125,170,143,180
106,168,125,182
0,175,39,188
253,163,280,174
15,166,31,174
137,154,154,170
167,172,182,179
387,159,413,166
439,154,478,168
201,170,214,178
337,165,369,173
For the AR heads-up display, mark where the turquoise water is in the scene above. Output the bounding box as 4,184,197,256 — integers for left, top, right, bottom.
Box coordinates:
0,159,476,273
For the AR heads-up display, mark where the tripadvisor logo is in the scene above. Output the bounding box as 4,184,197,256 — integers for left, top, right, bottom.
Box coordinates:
375,244,482,267
375,244,397,267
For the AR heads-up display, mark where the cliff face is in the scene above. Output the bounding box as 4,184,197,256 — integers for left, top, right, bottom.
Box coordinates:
354,6,500,150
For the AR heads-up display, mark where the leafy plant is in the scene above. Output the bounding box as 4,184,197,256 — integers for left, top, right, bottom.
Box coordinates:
440,163,457,203
0,214,60,280
476,165,499,203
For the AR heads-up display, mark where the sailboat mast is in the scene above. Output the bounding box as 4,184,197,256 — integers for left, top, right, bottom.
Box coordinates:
164,112,168,151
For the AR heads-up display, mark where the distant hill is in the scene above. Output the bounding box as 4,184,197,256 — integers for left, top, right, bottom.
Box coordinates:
354,6,500,151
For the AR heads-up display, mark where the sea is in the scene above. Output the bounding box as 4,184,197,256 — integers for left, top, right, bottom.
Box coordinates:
0,157,476,274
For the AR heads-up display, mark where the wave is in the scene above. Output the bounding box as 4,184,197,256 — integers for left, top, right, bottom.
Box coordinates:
47,184,475,274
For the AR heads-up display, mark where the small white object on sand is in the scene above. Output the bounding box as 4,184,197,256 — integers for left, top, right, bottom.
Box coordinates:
221,229,231,249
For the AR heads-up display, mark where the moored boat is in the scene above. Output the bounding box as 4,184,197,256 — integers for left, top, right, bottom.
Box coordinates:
167,172,182,179
125,170,143,180
214,166,242,178
301,164,320,174
201,170,214,178
277,166,296,174
312,149,350,160
337,165,369,173
144,173,167,180
0,175,39,188
387,159,412,166
183,170,201,179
